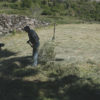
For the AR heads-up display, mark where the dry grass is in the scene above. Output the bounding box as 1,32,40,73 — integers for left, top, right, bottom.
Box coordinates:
1,24,100,77
55,24,100,64
1,24,100,100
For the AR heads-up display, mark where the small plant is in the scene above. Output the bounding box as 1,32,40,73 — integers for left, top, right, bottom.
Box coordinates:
12,29,16,35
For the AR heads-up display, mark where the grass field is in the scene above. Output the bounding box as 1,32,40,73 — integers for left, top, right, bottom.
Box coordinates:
0,24,100,100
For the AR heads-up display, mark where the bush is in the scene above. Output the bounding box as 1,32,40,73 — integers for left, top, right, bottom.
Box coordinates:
21,0,32,8
9,3,19,9
42,9,52,15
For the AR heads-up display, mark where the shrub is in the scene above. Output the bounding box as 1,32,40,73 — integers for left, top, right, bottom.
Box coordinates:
21,0,32,8
42,9,52,15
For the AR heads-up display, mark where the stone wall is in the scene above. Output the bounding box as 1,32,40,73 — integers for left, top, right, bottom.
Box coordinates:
0,14,49,36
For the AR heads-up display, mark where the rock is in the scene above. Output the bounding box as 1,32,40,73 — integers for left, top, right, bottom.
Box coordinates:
0,25,3,29
0,32,3,35
0,14,49,36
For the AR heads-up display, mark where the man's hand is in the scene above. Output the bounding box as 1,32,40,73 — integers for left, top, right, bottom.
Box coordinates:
27,40,30,44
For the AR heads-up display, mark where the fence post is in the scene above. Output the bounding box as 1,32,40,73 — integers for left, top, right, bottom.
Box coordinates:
52,23,56,40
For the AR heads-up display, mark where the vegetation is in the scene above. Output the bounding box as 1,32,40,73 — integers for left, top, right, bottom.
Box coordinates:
0,0,100,99
1,24,100,100
0,0,100,22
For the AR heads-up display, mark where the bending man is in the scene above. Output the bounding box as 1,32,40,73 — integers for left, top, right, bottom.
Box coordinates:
24,26,40,67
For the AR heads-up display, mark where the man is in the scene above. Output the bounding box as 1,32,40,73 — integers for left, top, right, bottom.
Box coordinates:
24,26,40,66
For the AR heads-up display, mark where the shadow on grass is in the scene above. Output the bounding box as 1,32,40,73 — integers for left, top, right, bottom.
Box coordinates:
0,49,17,58
55,58,64,62
0,50,39,78
0,50,100,100
0,75,100,100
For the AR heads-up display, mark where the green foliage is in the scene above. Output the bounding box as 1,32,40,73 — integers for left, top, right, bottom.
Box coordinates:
12,29,16,35
21,0,33,8
42,9,52,15
0,0,100,22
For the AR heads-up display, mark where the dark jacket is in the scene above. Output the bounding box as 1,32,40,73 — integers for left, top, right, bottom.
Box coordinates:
28,29,39,44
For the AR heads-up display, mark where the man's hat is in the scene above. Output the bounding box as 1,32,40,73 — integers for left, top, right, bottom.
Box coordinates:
22,25,30,31
24,26,30,30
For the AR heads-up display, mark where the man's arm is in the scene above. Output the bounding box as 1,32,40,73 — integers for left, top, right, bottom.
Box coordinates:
27,40,34,47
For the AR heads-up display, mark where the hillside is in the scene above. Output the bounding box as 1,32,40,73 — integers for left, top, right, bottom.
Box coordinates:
0,0,100,22
0,24,100,100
